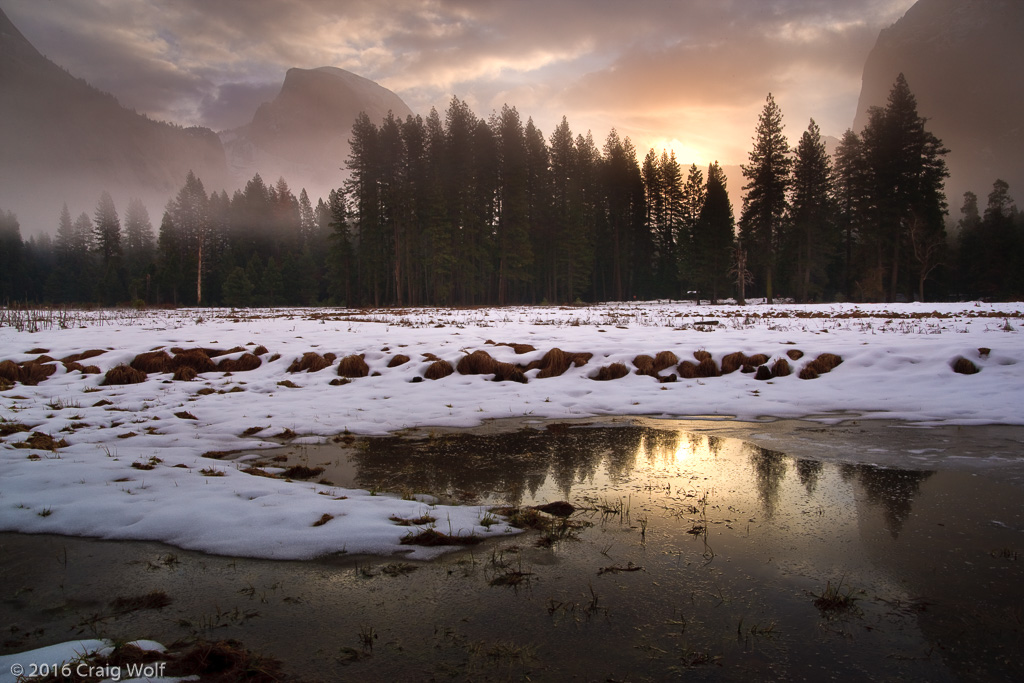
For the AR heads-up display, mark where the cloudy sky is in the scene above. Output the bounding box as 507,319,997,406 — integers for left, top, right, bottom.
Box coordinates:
4,0,916,166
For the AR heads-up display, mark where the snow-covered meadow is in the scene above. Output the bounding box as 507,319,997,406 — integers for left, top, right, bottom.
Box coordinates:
1,300,1022,562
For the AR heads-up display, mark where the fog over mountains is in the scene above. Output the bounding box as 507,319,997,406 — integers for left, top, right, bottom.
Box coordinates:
854,0,1024,209
221,66,413,206
1,0,1022,236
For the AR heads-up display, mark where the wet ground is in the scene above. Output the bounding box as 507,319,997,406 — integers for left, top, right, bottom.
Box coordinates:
3,418,1024,681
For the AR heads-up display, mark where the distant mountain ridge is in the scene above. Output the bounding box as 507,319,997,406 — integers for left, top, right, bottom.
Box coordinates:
221,66,414,202
854,0,1024,206
0,6,228,231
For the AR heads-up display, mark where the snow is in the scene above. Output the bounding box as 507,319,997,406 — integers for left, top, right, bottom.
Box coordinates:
1,301,1023,564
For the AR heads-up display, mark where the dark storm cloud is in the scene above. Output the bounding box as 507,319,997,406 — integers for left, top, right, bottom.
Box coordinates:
2,0,915,159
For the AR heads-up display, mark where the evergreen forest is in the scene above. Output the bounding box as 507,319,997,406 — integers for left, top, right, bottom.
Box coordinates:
1,75,1022,308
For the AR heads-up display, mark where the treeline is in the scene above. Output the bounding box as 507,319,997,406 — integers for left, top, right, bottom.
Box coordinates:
1,74,1022,307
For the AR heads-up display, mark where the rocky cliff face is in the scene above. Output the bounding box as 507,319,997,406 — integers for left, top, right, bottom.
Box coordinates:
221,67,414,201
854,0,1024,206
0,7,228,232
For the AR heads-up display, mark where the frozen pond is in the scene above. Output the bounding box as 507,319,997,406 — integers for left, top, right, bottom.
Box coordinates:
3,418,1024,681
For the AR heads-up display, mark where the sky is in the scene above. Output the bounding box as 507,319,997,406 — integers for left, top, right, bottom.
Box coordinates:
3,0,916,167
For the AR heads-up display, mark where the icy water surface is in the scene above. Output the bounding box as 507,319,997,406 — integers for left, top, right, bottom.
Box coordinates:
3,419,1024,681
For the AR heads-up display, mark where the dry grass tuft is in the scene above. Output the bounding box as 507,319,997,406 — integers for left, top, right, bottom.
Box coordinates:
171,349,217,374
677,361,698,379
288,351,332,373
103,364,147,386
493,362,528,383
754,365,773,381
487,341,538,354
952,356,980,375
175,411,198,420
337,354,369,378
312,513,334,527
131,350,173,374
787,349,804,361
746,354,770,367
653,350,679,373
253,345,269,356
799,366,820,380
172,366,197,382
281,465,325,479
387,354,411,368
61,349,105,364
173,639,284,682
771,358,791,377
721,352,748,374
803,353,843,377
591,362,629,381
457,350,498,375
400,529,481,547
424,359,454,380
632,354,655,376
17,361,57,386
693,350,712,363
110,590,172,613
15,431,69,450
527,348,592,378
218,353,262,372
0,360,20,383
0,422,30,438
977,347,991,359
696,358,720,378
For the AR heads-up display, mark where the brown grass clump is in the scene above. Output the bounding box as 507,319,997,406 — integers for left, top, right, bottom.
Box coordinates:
103,364,147,386
172,639,284,682
82,365,101,374
172,366,198,382
487,341,537,354
0,422,29,438
787,349,804,361
0,360,20,383
61,349,105,364
527,348,593,378
677,361,698,379
281,465,325,479
799,366,820,380
754,365,773,380
424,359,454,380
721,352,748,374
591,362,629,381
653,351,679,373
457,350,498,375
253,345,269,356
693,350,712,363
493,362,527,383
696,357,720,378
746,353,770,367
288,351,332,373
15,431,69,450
977,347,991,359
62,360,84,374
171,349,217,374
952,356,980,375
400,529,481,547
337,354,369,378
771,358,791,377
218,353,262,372
131,350,173,373
18,361,57,386
804,353,843,376
312,513,334,527
387,354,411,368
632,354,655,375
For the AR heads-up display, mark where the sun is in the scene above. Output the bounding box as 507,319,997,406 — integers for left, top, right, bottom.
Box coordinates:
642,136,710,169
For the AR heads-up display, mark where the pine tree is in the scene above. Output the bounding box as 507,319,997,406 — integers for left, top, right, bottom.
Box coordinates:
860,74,949,301
123,197,155,301
678,164,705,297
740,93,792,303
493,105,534,304
0,210,23,302
788,119,835,302
93,191,122,265
693,162,735,304
833,130,869,299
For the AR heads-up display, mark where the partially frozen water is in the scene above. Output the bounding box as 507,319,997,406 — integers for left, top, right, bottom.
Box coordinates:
3,418,1023,681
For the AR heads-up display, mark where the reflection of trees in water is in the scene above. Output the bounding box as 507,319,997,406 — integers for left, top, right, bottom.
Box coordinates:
349,427,648,506
747,445,789,517
855,465,934,538
796,459,823,495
